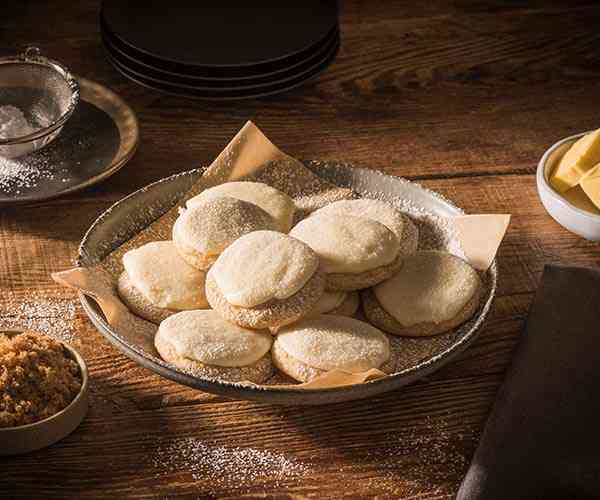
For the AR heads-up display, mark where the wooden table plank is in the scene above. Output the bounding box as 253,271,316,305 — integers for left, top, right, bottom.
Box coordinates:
2,372,501,499
0,162,551,500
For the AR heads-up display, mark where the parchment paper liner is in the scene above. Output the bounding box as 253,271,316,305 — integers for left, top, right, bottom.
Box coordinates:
53,121,509,390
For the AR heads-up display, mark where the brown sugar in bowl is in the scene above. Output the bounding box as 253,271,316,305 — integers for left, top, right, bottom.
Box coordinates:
0,330,89,456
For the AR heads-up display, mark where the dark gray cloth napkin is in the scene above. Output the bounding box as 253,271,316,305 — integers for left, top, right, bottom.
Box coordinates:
457,265,600,500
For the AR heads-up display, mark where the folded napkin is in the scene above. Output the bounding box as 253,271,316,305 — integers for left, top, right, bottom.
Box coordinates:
458,265,600,499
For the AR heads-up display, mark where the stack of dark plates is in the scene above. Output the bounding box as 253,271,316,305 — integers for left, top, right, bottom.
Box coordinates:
100,1,339,100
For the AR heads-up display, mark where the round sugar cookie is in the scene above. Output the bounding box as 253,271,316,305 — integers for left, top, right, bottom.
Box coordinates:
119,241,208,323
271,315,390,382
311,290,359,317
290,213,402,291
118,272,176,324
206,230,325,329
312,199,419,257
362,250,483,337
173,197,277,270
155,310,274,383
187,181,295,233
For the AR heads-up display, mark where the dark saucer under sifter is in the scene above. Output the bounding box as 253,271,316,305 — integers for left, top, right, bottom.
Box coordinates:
0,78,138,206
100,1,340,99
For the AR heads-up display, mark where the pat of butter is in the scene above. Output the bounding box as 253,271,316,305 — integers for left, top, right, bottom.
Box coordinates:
563,185,600,215
580,163,600,210
551,129,600,193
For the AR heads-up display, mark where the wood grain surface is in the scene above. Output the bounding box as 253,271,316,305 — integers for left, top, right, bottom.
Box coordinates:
1,1,600,498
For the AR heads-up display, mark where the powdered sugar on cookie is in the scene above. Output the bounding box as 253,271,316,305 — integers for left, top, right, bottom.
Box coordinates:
186,181,295,233
122,241,207,310
374,251,480,326
275,315,389,372
173,197,276,268
209,231,319,308
158,310,272,367
290,213,399,274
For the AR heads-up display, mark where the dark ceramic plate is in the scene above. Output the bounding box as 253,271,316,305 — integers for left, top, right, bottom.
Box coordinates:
77,161,497,405
105,39,339,100
101,1,338,69
102,24,339,86
101,16,339,82
0,78,138,206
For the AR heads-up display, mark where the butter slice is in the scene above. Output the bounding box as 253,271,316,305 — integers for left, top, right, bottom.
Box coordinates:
563,184,600,215
551,129,600,193
580,163,600,210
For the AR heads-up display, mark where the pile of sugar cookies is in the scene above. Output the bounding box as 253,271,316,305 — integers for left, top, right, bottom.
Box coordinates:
117,181,483,385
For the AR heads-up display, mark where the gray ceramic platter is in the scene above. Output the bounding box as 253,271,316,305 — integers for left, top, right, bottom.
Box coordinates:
78,162,497,405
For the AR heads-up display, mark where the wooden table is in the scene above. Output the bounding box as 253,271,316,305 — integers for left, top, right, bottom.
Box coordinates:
2,2,599,498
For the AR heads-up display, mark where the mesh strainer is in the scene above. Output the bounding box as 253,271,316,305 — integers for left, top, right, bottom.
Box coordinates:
0,47,79,158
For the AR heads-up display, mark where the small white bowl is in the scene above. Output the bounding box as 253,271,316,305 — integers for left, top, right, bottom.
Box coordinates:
537,131,600,241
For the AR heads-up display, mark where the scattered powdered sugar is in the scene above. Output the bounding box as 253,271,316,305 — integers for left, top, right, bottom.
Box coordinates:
148,418,476,496
364,415,478,496
0,291,78,343
151,437,312,490
0,103,75,193
0,148,72,195
1,155,50,193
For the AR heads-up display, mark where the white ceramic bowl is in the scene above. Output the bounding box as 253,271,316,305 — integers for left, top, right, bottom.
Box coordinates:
537,131,600,241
